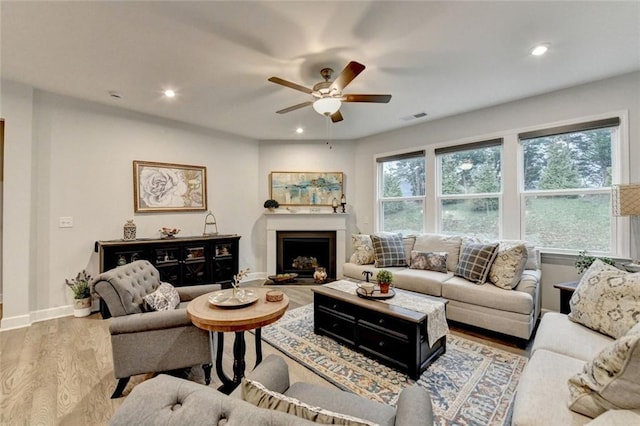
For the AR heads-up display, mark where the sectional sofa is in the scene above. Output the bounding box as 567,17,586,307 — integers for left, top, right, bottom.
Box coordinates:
342,233,541,340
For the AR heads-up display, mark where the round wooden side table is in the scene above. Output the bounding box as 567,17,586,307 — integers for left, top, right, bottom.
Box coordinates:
187,288,289,393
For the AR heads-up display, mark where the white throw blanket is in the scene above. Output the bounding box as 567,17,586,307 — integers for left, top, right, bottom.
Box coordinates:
325,280,449,347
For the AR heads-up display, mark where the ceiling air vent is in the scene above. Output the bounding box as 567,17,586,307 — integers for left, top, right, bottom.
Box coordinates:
401,112,428,121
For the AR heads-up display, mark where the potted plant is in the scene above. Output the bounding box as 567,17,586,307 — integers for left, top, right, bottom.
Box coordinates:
575,250,616,275
263,199,280,212
66,270,93,317
376,269,394,294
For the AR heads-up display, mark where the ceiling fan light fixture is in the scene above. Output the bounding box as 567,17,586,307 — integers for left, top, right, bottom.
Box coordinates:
313,97,341,116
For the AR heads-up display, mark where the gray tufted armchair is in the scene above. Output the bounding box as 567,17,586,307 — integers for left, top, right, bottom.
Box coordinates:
93,260,221,398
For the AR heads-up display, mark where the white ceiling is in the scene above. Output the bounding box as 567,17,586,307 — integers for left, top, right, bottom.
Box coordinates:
2,1,639,141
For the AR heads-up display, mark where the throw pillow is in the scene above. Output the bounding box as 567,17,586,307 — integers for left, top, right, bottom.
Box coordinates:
143,282,180,311
454,241,499,284
371,233,407,268
569,259,640,339
489,243,528,290
409,251,448,273
567,325,640,418
349,234,375,265
413,234,462,272
241,378,377,426
499,239,539,270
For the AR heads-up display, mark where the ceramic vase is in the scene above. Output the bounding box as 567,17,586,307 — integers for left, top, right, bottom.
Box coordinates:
123,220,136,241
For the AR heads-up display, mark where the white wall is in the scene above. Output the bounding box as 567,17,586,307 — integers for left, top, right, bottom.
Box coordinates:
1,85,261,329
256,140,357,273
353,71,640,312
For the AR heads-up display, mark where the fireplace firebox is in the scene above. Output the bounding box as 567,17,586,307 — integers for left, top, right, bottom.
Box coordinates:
276,231,336,282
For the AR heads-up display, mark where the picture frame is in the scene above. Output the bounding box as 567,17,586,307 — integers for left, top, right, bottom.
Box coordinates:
133,161,207,213
270,171,344,206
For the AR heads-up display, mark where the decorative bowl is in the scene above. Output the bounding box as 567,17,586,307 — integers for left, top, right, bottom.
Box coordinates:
159,227,180,238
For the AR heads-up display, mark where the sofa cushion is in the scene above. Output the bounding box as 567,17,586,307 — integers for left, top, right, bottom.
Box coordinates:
413,234,462,272
512,349,592,426
569,259,640,339
568,324,640,418
371,233,407,268
285,382,396,426
532,312,614,361
454,241,499,284
488,243,528,289
409,250,448,273
442,275,533,314
143,282,180,311
349,234,375,265
241,379,378,426
392,268,450,297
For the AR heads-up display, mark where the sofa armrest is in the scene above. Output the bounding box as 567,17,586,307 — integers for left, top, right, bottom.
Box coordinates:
109,308,194,335
394,384,434,426
245,354,291,393
586,409,640,425
177,284,222,301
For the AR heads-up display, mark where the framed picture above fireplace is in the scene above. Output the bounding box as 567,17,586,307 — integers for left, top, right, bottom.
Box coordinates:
270,171,343,206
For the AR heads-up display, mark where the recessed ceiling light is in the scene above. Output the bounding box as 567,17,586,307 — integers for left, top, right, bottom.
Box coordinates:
296,127,304,134
164,89,176,98
531,44,549,56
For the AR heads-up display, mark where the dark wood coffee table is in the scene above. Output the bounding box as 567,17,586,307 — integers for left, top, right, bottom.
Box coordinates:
312,284,447,379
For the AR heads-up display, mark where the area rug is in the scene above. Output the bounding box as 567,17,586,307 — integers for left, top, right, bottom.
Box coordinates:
260,304,527,426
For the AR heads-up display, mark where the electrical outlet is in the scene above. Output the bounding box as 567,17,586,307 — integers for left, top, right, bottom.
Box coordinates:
59,217,73,228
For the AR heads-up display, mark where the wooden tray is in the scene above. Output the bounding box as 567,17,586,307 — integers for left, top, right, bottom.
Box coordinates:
268,273,298,283
356,287,396,300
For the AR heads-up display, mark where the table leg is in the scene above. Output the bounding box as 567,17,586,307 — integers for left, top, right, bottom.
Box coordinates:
232,331,246,385
254,328,263,369
215,331,234,393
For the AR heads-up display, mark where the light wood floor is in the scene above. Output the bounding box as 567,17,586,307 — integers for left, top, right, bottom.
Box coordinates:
0,285,530,425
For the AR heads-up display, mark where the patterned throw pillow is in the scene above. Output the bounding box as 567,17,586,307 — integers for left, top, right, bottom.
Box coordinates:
371,233,407,268
454,241,499,284
567,324,640,418
409,251,448,273
143,282,180,311
349,234,375,265
241,378,377,426
569,259,640,339
489,243,528,290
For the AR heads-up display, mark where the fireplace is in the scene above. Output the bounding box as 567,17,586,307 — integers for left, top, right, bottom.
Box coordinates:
277,231,336,281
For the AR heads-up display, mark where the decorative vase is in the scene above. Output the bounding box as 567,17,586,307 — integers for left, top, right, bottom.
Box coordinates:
73,297,92,317
379,282,391,294
123,220,136,241
313,267,328,284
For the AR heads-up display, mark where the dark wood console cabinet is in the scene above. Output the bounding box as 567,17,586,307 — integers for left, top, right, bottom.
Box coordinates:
95,235,241,287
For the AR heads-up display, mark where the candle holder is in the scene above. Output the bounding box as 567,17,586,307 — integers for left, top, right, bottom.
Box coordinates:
340,194,347,213
332,197,338,213
341,202,346,213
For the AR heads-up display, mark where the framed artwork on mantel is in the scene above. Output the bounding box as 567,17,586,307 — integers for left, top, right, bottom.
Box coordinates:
133,161,207,212
270,171,344,206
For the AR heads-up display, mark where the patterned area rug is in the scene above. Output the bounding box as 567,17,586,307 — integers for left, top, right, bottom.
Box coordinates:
260,304,527,426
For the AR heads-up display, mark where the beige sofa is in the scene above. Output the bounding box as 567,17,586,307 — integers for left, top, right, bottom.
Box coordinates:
512,312,640,425
342,233,541,340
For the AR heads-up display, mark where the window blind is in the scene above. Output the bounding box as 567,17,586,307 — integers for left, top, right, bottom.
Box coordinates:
518,117,620,141
376,150,425,163
434,138,503,156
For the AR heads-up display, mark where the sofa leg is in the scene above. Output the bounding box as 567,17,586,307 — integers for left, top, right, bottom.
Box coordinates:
111,377,130,399
203,363,212,385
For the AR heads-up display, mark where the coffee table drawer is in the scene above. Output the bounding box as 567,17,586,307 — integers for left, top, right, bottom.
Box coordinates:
315,309,356,345
358,323,409,368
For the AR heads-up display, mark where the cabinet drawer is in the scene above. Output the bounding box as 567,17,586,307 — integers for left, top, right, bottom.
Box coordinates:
315,310,356,345
358,323,409,367
359,312,413,340
315,294,354,316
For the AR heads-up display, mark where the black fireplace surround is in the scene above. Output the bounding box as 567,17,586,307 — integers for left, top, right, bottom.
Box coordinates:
276,231,336,281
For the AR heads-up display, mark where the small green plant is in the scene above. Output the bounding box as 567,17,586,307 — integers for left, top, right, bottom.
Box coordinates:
575,250,615,275
65,270,92,299
376,269,394,284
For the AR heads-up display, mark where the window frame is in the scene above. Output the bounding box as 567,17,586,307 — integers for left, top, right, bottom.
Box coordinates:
375,150,426,234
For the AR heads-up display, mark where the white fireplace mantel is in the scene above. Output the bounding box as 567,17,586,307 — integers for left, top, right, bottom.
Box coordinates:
265,212,348,278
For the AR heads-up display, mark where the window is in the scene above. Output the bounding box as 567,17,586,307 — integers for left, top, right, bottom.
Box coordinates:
519,118,619,253
436,139,502,240
377,151,425,234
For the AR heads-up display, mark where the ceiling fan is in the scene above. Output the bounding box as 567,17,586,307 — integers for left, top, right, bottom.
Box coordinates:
268,61,391,123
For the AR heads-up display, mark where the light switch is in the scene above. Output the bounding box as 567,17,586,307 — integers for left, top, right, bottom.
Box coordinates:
59,217,73,228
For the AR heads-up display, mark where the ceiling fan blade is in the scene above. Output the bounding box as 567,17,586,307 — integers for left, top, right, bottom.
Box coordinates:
330,110,343,123
275,101,313,114
343,94,392,103
330,61,366,92
268,77,313,94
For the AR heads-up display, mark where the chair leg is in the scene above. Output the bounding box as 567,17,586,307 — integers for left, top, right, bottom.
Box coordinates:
111,377,130,399
203,363,212,385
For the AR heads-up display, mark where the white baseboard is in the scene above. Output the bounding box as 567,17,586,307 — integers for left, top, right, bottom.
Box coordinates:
0,304,74,332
